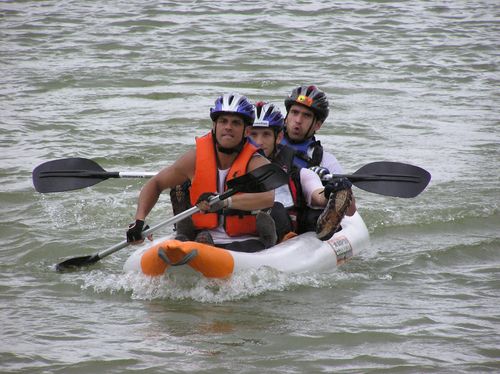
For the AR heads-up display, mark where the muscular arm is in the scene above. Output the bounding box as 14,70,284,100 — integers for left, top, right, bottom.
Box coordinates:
134,149,195,220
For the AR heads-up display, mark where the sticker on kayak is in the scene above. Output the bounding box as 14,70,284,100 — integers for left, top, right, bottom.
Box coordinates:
327,236,353,265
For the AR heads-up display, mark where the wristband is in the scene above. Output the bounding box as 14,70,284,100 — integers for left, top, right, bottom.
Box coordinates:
225,197,232,209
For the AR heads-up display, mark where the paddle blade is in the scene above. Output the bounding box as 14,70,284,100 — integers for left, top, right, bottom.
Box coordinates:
33,158,108,193
351,161,431,198
55,254,101,272
226,163,288,193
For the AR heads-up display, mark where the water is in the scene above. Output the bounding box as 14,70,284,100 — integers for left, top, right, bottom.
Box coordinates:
1,1,499,372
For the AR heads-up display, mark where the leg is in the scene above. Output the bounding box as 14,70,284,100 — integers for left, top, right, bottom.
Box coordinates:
256,210,277,248
217,239,266,253
269,202,293,242
297,208,322,234
169,181,196,241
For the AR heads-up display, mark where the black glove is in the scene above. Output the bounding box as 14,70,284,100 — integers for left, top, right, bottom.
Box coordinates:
196,192,225,212
126,219,150,242
309,166,330,179
324,177,353,199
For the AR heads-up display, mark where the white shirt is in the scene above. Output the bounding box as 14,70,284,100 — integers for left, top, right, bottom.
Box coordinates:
208,167,259,244
320,151,343,174
275,168,324,209
300,168,324,207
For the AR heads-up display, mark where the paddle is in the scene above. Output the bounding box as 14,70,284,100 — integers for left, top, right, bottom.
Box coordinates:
54,163,288,272
33,158,430,199
322,161,431,198
32,157,156,193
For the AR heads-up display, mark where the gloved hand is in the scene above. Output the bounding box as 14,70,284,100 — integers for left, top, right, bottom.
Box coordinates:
126,219,150,243
324,177,353,199
309,166,330,179
196,192,226,212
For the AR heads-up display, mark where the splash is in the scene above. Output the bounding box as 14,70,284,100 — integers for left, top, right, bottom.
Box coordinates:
79,267,361,303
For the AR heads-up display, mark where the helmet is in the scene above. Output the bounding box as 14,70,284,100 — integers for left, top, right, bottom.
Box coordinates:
210,93,255,125
284,85,329,122
252,101,284,131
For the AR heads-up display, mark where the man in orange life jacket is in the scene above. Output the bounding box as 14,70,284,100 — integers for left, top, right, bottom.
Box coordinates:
246,102,353,241
281,85,357,229
126,94,275,253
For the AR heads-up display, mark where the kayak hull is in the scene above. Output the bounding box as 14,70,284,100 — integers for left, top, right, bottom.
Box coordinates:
123,212,370,278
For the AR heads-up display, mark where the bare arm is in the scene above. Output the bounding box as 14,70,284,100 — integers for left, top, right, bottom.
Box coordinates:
310,188,328,207
134,149,196,220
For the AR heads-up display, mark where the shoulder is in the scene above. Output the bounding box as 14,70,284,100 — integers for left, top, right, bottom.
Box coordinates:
153,148,195,189
278,143,296,153
248,153,270,170
279,144,297,159
273,144,296,169
181,148,197,164
299,168,323,186
174,148,196,177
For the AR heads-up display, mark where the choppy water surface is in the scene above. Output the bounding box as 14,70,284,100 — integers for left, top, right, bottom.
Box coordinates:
1,1,499,373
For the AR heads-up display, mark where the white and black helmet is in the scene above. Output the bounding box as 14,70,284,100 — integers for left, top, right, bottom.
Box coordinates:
252,101,284,131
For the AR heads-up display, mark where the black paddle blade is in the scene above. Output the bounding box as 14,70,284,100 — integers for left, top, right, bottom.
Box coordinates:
55,254,101,272
226,163,288,193
351,161,431,198
33,158,111,193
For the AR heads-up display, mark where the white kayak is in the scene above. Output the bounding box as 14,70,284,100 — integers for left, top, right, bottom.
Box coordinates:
123,211,370,278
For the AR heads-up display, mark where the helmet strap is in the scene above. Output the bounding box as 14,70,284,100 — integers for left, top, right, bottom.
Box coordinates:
284,114,318,144
269,128,283,159
303,116,317,141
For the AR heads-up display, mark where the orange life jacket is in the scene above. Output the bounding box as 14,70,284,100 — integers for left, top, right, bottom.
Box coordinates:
190,132,259,237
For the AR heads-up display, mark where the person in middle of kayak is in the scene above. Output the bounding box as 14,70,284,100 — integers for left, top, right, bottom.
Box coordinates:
246,101,353,241
281,85,356,233
126,93,276,253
